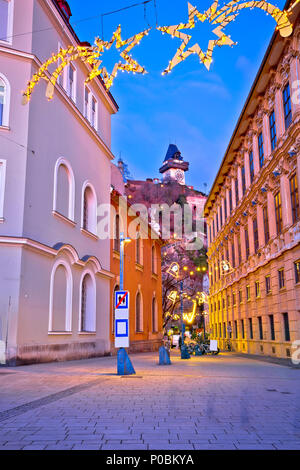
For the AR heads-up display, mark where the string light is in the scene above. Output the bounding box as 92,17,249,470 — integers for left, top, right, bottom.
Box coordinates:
23,25,150,103
157,0,295,75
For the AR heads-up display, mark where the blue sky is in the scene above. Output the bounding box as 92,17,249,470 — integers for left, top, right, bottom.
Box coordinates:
68,0,286,192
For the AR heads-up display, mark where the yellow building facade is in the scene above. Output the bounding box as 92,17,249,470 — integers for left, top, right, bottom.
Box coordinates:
204,6,300,359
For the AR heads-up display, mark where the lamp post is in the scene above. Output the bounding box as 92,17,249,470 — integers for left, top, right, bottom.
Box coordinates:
119,232,131,290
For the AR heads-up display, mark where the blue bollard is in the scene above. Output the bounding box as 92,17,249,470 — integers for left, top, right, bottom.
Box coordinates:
158,346,171,365
181,344,191,359
117,348,136,375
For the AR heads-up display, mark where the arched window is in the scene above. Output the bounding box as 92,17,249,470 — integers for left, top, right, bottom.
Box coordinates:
152,296,158,333
49,260,72,332
0,74,10,127
151,245,157,274
112,284,119,333
80,272,96,332
136,232,141,264
114,214,120,252
0,1,14,44
53,158,75,221
82,182,97,234
136,291,143,332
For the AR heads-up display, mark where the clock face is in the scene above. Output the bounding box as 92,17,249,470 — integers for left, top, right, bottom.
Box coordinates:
175,170,184,182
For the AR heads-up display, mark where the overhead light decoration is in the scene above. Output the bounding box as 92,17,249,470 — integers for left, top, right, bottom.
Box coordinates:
158,0,295,75
220,260,234,275
198,292,209,304
166,262,180,278
23,25,150,103
168,291,178,304
183,300,197,324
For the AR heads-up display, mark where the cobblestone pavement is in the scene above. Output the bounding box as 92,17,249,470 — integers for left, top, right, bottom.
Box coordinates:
0,351,299,450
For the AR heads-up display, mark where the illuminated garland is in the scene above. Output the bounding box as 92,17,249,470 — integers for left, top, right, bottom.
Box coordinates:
158,0,296,74
23,25,150,103
22,0,299,101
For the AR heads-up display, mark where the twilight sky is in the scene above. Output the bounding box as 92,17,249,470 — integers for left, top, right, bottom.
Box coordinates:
68,0,286,193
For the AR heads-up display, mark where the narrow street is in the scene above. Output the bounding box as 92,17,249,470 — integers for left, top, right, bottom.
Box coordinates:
0,352,299,450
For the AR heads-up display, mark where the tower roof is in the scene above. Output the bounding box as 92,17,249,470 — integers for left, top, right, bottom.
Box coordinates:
164,144,183,162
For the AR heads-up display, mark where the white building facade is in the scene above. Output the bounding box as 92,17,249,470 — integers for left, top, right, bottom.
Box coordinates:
0,0,118,365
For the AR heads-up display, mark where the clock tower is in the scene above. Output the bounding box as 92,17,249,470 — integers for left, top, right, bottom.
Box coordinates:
159,144,189,185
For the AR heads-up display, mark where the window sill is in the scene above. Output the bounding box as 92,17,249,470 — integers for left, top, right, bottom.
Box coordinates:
52,210,76,227
81,227,99,241
113,250,120,260
0,217,5,224
279,287,286,292
0,125,10,131
135,263,144,272
78,331,96,335
151,272,158,280
48,331,72,335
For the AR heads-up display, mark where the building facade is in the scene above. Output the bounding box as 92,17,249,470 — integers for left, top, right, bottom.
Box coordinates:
0,0,118,365
110,167,163,352
205,4,300,359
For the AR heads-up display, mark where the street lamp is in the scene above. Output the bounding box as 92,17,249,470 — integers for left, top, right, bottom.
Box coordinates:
119,232,131,290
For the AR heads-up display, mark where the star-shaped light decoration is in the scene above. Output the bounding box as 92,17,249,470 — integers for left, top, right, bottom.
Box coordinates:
86,25,151,90
23,25,150,103
158,0,295,75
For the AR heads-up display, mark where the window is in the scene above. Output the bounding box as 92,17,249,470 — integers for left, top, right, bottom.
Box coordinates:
229,188,233,212
67,64,76,101
249,318,253,339
82,183,97,234
216,210,219,232
233,292,236,306
0,0,13,44
152,245,157,274
231,242,235,269
269,110,277,151
278,269,285,289
290,174,299,224
136,232,141,264
152,297,157,333
269,314,275,341
84,86,89,119
80,273,96,332
0,74,10,127
220,204,223,227
274,192,282,235
135,291,143,332
224,196,228,220
258,316,263,340
283,83,292,130
223,322,226,338
245,227,250,259
283,313,290,342
241,319,245,339
258,132,264,168
255,280,260,298
0,159,6,219
253,217,259,253
234,320,238,339
227,294,230,307
112,284,119,333
49,260,72,333
53,158,75,221
249,151,254,183
114,214,120,252
294,260,300,284
241,166,246,195
212,219,215,239
239,290,242,304
228,321,232,338
265,275,271,294
246,285,251,301
263,206,269,244
91,96,97,129
237,235,242,265
235,178,239,206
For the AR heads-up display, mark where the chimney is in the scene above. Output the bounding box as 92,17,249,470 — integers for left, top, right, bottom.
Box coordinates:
56,0,72,22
